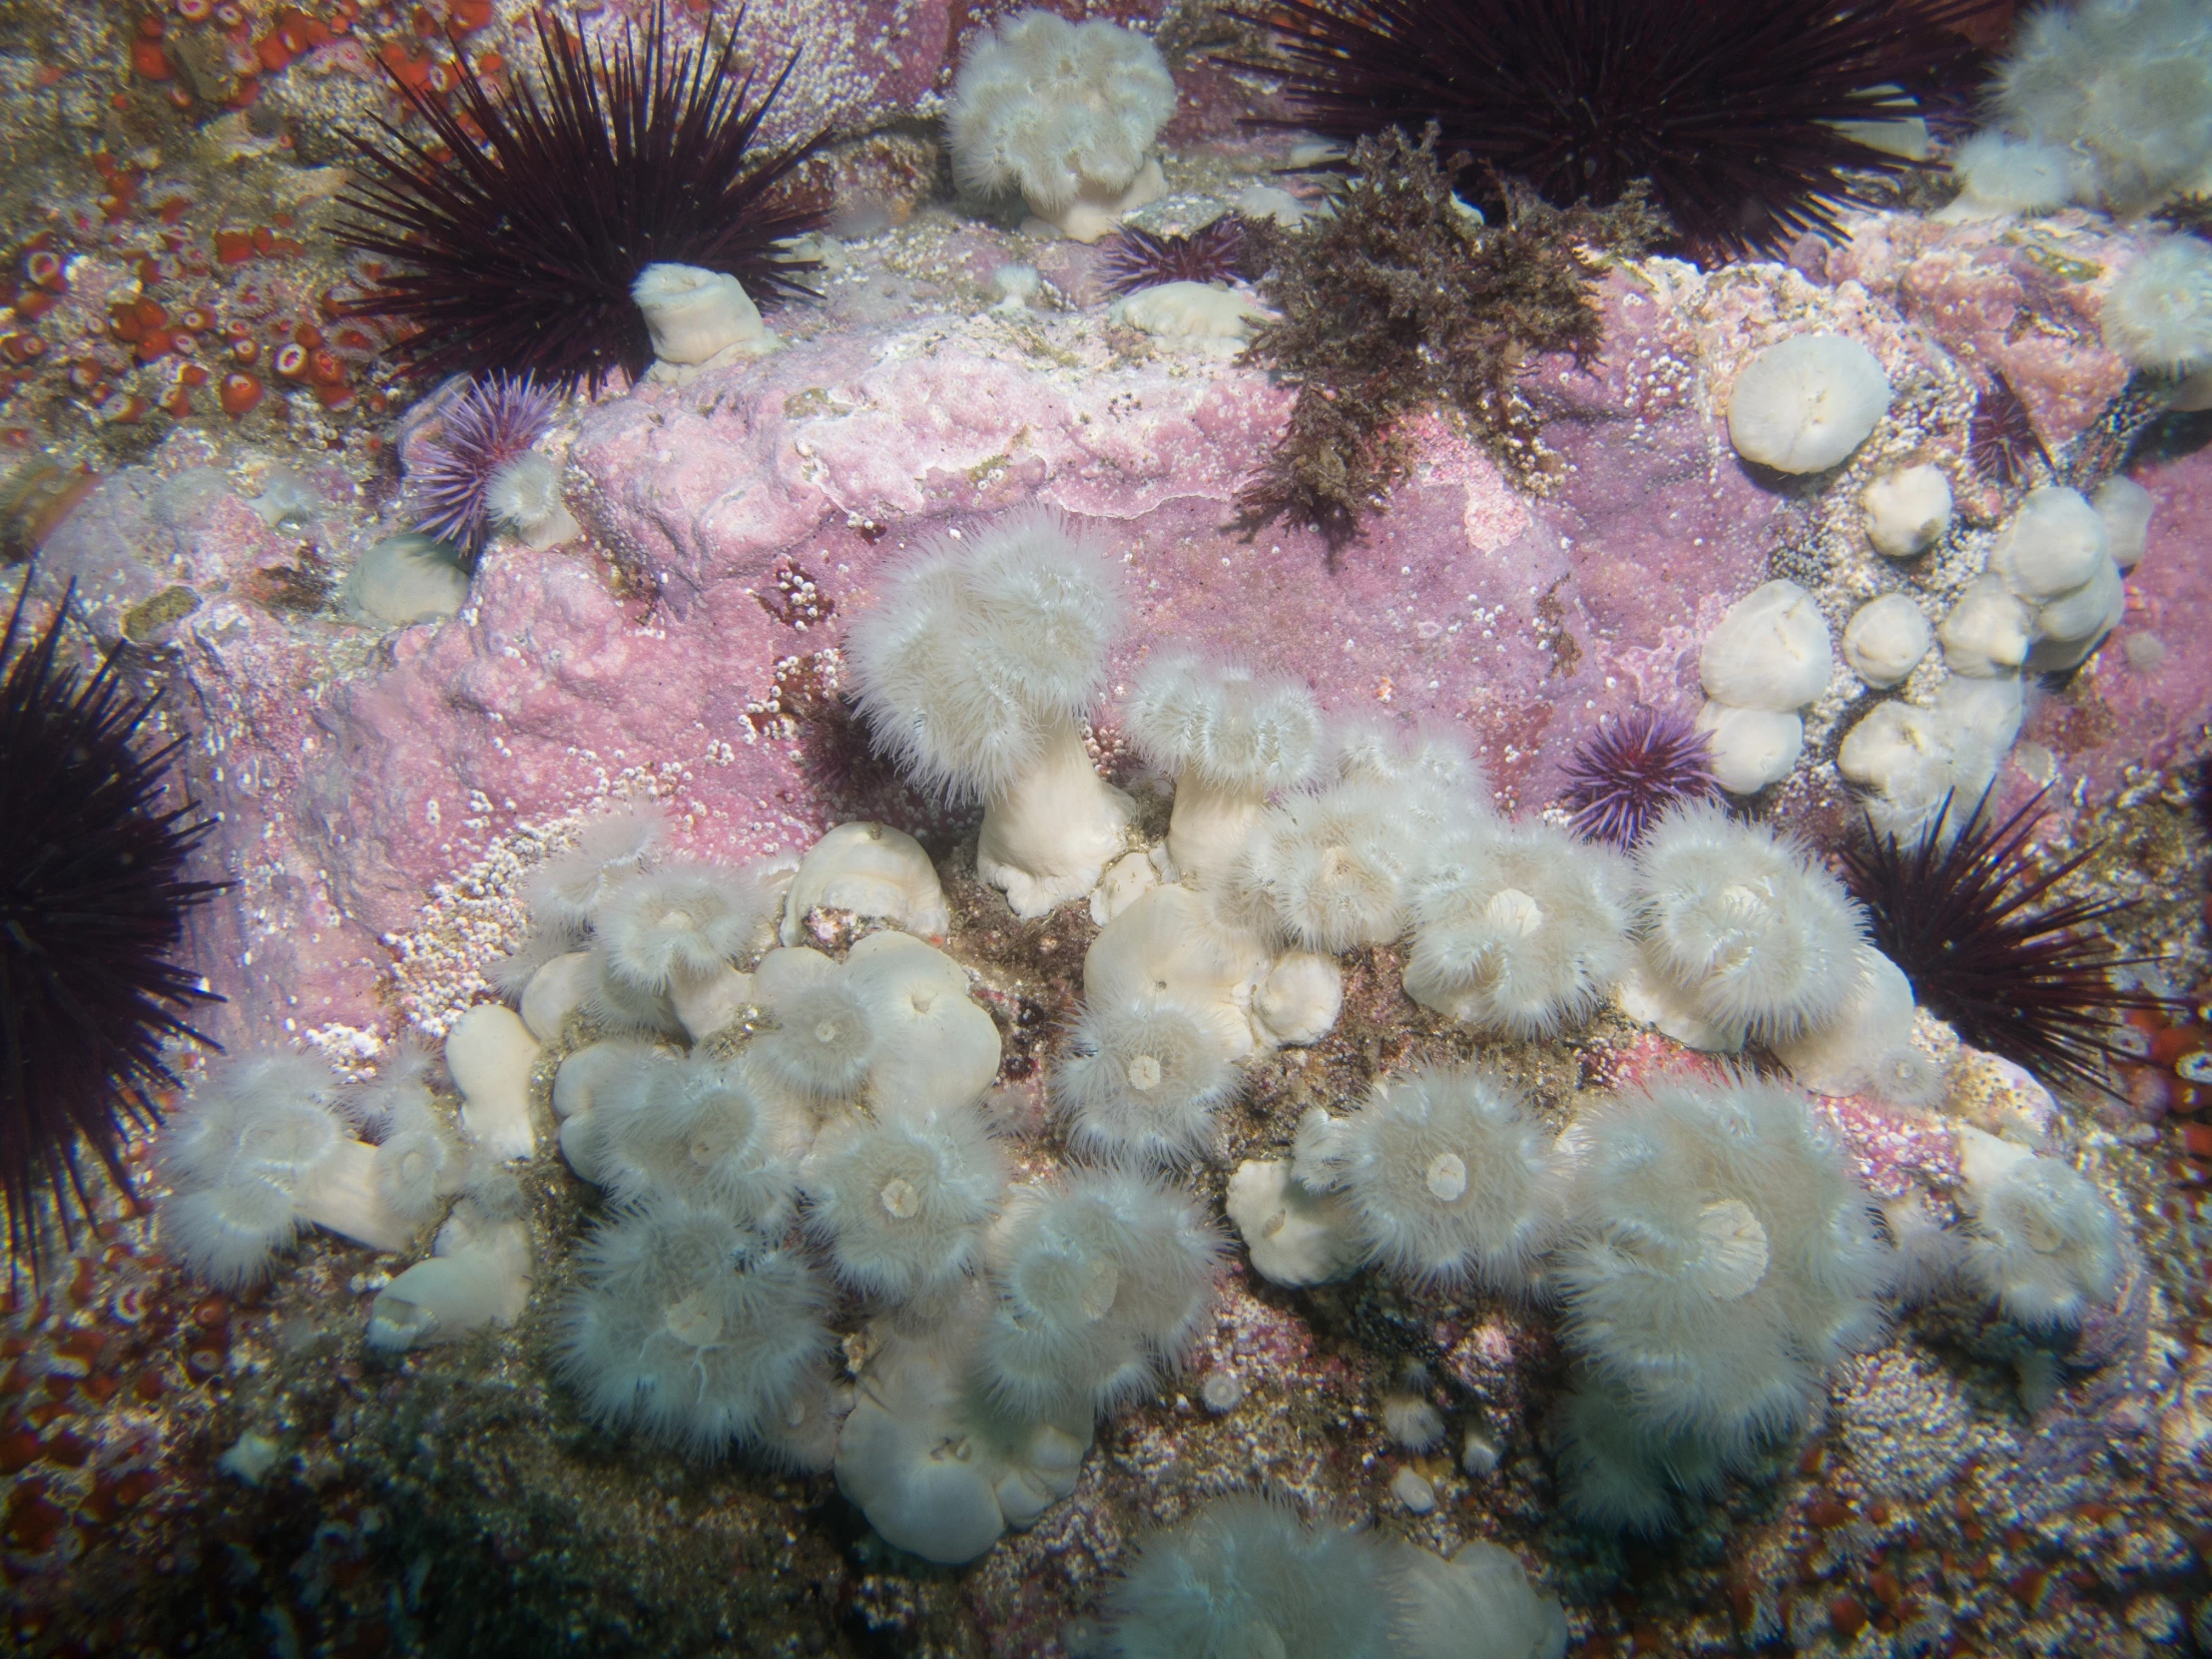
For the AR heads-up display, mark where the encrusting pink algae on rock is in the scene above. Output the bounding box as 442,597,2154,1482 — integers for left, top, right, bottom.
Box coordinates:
7,2,2212,1655
37,215,2210,1049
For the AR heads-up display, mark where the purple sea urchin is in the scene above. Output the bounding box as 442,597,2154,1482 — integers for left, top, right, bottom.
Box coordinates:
0,577,223,1278
336,4,826,392
1839,791,2166,1097
1242,0,1982,261
1099,218,1252,296
411,372,557,552
1558,707,1721,849
1966,366,2052,488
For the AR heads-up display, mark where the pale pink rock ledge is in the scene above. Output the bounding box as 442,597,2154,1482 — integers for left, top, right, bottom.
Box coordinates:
26,209,2212,1052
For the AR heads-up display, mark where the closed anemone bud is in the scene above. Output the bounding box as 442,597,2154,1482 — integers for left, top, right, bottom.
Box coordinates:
1053,999,1241,1165
630,262,767,366
1634,803,1868,1042
1296,1068,1560,1294
1404,821,1635,1039
802,1103,1005,1303
595,859,780,994
555,1198,834,1459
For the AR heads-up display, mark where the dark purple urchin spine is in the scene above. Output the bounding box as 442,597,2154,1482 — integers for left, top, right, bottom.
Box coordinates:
1558,706,1720,849
1237,0,1984,262
335,3,827,392
1839,790,2170,1099
1099,218,1253,296
412,371,557,552
0,576,223,1279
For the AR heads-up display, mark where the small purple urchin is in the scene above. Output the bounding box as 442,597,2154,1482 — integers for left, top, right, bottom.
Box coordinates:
1966,366,2052,489
412,372,557,552
1099,218,1253,297
1558,707,1720,849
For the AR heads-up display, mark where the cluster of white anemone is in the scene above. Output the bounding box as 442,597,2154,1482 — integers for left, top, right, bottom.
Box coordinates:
513,802,1225,1562
154,1043,531,1354
155,496,2136,1589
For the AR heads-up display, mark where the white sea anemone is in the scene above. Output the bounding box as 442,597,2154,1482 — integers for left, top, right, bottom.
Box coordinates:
1054,998,1243,1166
525,804,665,929
977,1166,1223,1419
1987,0,2212,216
157,1052,422,1289
802,1102,1006,1305
1234,719,1489,951
1550,1375,1727,1536
483,451,579,549
843,930,1004,1114
1955,1134,2123,1331
1554,1077,1891,1476
1123,651,1323,879
1102,1493,1401,1659
571,1051,800,1231
946,10,1176,241
368,1090,463,1224
2106,237,2212,376
833,1302,1092,1564
846,508,1133,916
594,859,782,996
1403,821,1636,1039
1101,1491,1568,1659
1633,803,1869,1044
1236,784,1427,951
748,960,879,1108
1294,1067,1561,1294
555,1198,835,1459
